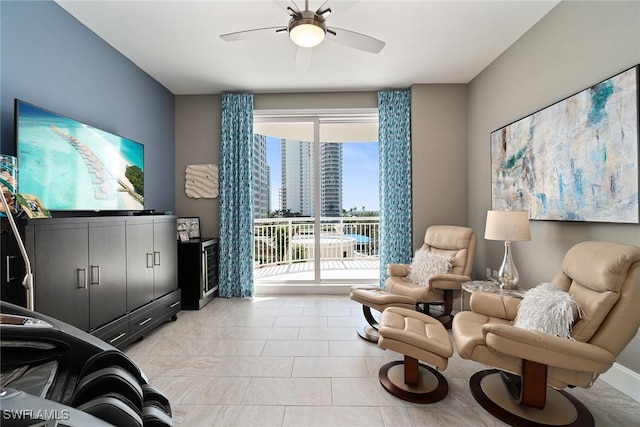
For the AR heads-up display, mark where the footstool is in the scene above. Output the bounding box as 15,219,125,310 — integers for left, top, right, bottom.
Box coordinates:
377,306,453,403
350,285,416,343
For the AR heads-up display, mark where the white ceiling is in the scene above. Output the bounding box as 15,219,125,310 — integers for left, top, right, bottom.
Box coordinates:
54,0,560,95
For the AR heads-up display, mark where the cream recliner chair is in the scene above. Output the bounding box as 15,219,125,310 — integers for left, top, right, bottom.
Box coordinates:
453,241,640,427
385,225,476,328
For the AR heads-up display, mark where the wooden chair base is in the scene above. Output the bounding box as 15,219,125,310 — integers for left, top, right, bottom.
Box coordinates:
356,324,379,343
378,357,448,404
356,305,381,343
469,370,594,427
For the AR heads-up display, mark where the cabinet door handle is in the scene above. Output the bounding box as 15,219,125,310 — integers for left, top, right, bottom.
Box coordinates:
90,265,100,285
109,332,126,344
77,268,88,289
202,251,208,286
154,251,160,266
138,317,152,326
169,301,180,308
5,255,16,282
146,253,154,268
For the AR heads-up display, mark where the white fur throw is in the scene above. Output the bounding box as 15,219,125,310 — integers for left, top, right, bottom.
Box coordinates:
407,249,453,286
514,283,579,339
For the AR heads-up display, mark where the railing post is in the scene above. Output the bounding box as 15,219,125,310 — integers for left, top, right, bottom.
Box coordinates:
287,218,293,265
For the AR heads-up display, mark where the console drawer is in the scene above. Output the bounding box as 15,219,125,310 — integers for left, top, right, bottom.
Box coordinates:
129,302,159,341
91,315,130,350
129,291,180,342
158,289,181,319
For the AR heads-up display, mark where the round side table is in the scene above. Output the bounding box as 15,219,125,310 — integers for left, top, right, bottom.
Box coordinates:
461,280,527,311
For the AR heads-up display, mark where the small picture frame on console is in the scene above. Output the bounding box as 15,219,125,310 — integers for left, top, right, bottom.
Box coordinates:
177,217,200,240
17,194,51,219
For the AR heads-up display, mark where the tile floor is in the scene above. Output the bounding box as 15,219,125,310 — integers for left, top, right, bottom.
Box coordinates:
125,296,640,427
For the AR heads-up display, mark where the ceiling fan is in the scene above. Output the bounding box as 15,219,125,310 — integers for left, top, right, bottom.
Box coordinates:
219,0,385,72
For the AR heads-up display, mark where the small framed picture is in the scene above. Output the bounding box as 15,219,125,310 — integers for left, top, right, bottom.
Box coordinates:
16,194,51,219
178,231,190,242
177,217,200,239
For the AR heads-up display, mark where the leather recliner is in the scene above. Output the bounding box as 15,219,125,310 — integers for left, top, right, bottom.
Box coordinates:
452,240,640,427
385,225,476,327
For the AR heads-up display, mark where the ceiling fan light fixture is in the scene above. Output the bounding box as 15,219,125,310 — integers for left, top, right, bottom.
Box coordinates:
289,18,326,48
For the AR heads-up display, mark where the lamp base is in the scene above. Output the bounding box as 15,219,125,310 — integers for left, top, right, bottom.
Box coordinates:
497,241,519,290
499,281,518,291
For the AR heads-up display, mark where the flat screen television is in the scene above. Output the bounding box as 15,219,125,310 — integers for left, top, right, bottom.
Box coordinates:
15,99,144,213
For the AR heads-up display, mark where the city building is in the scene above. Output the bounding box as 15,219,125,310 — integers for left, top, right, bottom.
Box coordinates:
320,143,342,217
252,134,270,219
280,139,342,217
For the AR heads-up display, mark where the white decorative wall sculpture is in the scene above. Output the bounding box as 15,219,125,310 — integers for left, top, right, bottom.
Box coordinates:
185,164,218,199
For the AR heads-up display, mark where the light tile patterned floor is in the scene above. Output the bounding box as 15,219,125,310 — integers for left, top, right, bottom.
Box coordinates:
125,296,640,427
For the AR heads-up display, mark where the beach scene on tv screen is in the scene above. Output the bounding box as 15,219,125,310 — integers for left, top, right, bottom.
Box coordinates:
17,102,144,211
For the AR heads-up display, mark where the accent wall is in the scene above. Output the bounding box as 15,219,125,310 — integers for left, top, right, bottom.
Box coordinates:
0,0,175,213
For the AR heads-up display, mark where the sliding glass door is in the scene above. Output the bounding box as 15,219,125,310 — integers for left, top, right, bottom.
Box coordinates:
252,110,380,286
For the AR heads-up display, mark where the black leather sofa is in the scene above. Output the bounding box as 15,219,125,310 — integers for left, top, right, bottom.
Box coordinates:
1,301,173,427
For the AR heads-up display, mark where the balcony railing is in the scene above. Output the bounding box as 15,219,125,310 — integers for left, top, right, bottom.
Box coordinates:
253,217,380,280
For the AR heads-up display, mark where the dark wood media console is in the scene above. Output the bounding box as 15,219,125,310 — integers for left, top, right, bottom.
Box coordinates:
0,215,181,349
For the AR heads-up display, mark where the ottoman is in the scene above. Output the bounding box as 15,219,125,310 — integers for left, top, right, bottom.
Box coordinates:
350,285,416,343
377,306,453,403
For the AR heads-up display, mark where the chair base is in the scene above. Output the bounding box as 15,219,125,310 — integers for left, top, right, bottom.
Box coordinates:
378,359,448,404
469,370,594,427
356,324,380,344
358,304,381,343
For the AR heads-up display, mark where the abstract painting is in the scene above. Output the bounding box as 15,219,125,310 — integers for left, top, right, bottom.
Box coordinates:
491,65,639,223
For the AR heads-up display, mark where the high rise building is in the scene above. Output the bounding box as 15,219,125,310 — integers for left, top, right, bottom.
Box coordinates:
321,143,342,217
280,139,342,217
252,134,270,219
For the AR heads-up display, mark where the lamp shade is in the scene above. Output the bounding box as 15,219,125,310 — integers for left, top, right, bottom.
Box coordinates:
484,210,531,242
289,21,325,48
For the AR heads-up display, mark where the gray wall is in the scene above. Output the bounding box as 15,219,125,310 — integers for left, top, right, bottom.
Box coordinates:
467,1,640,372
411,85,468,249
0,0,175,212
254,92,377,111
174,95,221,238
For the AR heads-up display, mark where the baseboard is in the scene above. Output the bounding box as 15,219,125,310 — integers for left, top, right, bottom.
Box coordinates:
600,362,640,402
255,284,353,296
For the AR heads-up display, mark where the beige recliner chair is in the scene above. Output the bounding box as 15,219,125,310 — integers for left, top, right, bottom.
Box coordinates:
385,225,476,328
453,241,640,426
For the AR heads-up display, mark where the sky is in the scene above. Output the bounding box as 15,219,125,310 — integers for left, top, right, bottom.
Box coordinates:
266,137,380,213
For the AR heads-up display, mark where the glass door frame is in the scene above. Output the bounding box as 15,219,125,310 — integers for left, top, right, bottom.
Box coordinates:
254,108,379,285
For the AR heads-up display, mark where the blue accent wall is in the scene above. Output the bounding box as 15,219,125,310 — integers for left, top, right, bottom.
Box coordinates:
1,0,175,212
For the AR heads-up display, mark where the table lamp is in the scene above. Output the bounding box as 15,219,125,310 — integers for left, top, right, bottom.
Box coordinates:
484,210,531,290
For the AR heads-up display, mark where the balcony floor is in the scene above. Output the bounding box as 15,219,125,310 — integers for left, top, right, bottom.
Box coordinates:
254,259,379,282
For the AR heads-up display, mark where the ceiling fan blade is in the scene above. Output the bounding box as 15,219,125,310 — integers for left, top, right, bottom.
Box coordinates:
220,27,287,42
326,27,385,54
272,0,300,16
295,46,312,73
316,0,331,17
323,1,360,19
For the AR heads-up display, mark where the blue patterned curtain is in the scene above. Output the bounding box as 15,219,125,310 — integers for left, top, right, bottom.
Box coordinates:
219,93,254,298
378,90,412,287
